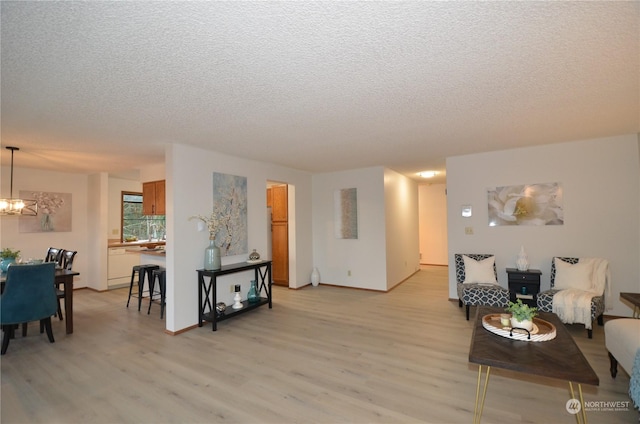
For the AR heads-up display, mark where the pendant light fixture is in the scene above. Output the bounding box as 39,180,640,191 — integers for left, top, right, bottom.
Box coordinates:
0,146,38,216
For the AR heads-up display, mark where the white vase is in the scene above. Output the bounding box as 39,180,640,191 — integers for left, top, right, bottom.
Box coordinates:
516,246,529,271
510,317,534,332
311,267,320,287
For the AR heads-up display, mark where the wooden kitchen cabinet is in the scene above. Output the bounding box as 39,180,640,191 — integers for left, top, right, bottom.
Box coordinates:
142,180,165,215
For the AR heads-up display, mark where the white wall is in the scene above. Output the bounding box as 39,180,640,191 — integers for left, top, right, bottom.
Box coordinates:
312,167,387,290
140,163,165,183
418,183,448,265
311,166,419,291
166,144,313,332
446,134,640,317
384,168,420,290
0,166,90,288
87,173,109,291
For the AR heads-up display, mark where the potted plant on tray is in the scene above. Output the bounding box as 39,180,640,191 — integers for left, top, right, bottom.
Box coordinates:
0,248,20,272
505,299,538,331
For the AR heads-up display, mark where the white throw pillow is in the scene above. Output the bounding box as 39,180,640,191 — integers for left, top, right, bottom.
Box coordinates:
462,255,497,285
554,258,593,291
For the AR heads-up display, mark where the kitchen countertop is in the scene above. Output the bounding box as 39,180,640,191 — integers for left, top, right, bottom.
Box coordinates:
108,239,166,248
135,248,166,257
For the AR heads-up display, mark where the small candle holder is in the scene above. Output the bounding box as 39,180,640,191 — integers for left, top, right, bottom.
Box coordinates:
500,313,511,327
232,284,243,309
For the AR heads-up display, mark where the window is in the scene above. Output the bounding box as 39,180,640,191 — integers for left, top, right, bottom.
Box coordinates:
121,191,166,242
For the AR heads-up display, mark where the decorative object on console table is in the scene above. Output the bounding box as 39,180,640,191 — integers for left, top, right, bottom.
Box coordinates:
189,210,226,271
516,245,529,271
204,239,221,271
248,249,260,261
232,284,243,309
247,280,259,303
506,267,541,307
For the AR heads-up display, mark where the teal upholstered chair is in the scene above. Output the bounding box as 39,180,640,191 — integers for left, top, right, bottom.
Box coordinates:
1,262,57,355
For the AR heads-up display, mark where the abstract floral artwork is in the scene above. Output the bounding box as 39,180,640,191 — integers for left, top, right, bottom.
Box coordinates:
488,182,563,226
18,191,72,232
334,188,358,239
212,172,247,256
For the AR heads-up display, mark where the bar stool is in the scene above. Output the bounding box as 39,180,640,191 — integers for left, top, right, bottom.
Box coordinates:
126,264,159,311
148,267,166,318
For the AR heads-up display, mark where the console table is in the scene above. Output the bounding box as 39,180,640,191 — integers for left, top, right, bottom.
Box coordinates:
197,260,272,331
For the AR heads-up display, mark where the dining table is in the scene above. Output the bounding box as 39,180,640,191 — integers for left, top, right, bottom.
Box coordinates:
1,268,79,334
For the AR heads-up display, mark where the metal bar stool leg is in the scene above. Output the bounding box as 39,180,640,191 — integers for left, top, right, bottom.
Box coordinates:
159,271,166,319
137,267,146,312
147,270,157,315
126,266,140,308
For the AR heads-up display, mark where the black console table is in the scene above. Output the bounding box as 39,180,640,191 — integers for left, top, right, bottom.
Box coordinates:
197,260,272,331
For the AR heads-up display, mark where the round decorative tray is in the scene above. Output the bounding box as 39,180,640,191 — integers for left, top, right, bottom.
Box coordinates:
482,314,556,342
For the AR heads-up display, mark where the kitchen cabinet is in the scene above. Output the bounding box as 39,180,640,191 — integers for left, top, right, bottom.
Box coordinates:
108,248,140,288
142,180,165,215
268,185,288,286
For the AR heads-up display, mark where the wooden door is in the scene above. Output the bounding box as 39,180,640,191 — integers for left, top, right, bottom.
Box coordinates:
268,185,288,286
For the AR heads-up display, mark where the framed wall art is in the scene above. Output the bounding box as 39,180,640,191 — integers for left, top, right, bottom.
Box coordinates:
488,182,563,226
19,191,72,233
334,187,358,239
212,172,248,256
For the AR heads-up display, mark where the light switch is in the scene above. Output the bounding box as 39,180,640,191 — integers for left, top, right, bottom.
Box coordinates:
465,227,474,235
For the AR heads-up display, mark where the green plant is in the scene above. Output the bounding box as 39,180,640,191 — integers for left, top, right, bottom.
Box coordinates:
0,248,20,259
505,299,538,321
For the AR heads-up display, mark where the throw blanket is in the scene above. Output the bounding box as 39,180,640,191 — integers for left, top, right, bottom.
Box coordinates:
631,349,640,409
552,258,611,330
553,289,595,329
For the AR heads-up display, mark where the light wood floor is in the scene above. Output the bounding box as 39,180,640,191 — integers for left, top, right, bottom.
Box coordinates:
1,266,637,423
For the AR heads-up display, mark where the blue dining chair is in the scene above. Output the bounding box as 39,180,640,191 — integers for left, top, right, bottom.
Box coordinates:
1,262,57,355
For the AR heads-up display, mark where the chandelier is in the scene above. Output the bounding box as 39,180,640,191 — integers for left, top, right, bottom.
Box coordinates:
0,146,38,216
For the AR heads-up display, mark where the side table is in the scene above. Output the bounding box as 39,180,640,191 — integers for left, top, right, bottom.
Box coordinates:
620,292,640,318
506,268,541,307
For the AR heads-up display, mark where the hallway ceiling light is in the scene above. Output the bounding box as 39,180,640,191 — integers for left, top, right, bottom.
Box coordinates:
0,147,38,216
418,171,438,178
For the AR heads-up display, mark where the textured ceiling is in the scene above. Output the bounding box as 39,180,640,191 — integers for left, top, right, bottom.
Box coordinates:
1,1,638,182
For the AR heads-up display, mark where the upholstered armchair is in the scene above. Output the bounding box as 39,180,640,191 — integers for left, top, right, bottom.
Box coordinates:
1,262,58,355
536,257,608,338
455,254,510,320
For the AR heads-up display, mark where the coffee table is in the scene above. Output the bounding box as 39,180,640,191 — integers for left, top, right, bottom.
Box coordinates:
620,292,640,318
469,307,598,424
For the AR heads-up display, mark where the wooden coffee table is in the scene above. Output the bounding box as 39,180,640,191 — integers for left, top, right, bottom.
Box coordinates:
469,307,598,424
620,292,640,318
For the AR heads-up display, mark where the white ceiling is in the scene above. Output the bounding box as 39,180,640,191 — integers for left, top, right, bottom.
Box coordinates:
1,1,638,183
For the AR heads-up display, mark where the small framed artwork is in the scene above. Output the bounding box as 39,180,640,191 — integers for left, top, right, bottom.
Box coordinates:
334,188,358,239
